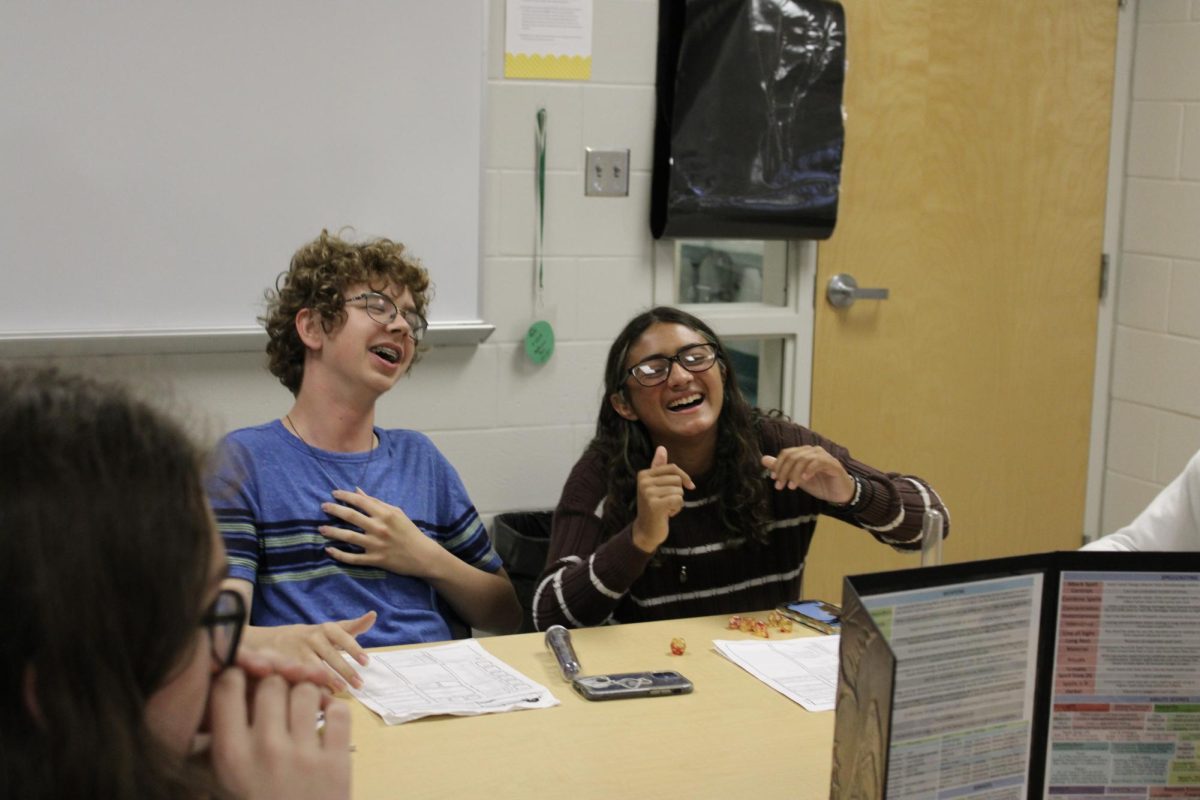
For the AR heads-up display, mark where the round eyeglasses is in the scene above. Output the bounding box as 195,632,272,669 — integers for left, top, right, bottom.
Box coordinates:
345,292,428,342
626,342,719,387
201,589,247,671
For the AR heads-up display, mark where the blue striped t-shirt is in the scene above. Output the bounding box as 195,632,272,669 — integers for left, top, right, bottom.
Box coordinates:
207,420,501,646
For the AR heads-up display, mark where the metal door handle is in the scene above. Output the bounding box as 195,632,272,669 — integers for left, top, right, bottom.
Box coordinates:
826,273,890,309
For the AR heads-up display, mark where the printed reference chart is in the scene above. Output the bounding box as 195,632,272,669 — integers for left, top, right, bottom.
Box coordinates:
1045,571,1200,799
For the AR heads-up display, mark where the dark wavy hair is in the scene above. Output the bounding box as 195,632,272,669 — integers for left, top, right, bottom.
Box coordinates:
262,228,433,395
0,367,214,799
592,307,772,544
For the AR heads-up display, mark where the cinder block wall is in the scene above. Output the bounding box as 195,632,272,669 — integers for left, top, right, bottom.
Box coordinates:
1102,0,1200,531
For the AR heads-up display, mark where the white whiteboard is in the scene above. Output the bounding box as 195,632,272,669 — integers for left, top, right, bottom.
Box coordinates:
1,1,485,346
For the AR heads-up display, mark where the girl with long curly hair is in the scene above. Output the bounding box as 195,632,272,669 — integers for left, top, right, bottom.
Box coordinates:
533,307,949,628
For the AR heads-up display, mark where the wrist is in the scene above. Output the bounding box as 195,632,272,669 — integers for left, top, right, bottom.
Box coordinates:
830,474,862,508
631,521,662,554
408,541,451,582
240,624,268,649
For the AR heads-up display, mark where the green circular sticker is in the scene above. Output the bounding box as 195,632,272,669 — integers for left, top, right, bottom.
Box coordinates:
524,320,555,364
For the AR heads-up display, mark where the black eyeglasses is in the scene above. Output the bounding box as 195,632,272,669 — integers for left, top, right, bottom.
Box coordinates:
201,589,246,671
626,343,719,387
345,292,428,342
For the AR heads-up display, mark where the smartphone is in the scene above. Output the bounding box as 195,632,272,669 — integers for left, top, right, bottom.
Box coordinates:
777,599,842,635
572,670,694,701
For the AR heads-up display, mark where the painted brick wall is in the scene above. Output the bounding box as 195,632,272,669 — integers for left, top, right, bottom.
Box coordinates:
1102,0,1200,531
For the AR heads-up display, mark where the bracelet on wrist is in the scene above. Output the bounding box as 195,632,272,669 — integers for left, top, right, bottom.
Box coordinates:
831,474,862,509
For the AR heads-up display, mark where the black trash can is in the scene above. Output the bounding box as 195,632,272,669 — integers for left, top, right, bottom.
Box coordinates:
492,511,553,633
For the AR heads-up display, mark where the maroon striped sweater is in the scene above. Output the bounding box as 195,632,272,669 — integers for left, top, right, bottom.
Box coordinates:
533,416,948,629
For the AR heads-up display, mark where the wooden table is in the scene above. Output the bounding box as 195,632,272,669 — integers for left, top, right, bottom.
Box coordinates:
349,613,836,799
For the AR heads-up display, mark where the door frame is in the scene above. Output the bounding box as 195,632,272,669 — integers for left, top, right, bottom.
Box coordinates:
1084,0,1137,542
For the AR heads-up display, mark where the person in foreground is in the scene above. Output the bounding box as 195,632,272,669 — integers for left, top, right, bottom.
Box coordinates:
1082,448,1200,551
533,307,950,629
0,366,350,799
209,230,521,691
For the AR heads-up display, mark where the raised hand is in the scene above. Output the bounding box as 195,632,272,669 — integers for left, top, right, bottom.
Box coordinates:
761,446,855,505
631,446,695,553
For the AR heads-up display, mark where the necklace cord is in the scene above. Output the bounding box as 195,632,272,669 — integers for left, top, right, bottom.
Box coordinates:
284,414,378,491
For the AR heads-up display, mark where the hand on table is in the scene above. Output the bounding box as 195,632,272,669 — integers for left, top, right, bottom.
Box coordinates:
242,612,376,692
632,446,695,553
761,446,855,505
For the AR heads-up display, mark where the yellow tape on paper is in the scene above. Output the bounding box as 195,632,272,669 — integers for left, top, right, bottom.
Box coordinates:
505,53,592,81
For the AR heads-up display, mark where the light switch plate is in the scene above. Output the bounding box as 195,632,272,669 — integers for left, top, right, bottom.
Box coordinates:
584,148,630,197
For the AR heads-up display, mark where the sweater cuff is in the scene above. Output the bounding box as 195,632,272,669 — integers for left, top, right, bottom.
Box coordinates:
828,473,869,513
847,474,892,522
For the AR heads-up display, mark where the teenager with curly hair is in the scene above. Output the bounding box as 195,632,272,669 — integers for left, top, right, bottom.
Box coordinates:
533,307,949,628
208,230,520,691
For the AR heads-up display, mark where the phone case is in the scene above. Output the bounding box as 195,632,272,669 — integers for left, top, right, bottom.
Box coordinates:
571,671,694,701
777,600,842,635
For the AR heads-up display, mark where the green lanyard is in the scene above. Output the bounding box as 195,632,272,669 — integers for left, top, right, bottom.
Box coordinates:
534,106,547,305
523,107,555,365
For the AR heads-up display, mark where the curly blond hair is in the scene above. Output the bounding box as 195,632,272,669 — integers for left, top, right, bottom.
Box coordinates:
262,229,432,395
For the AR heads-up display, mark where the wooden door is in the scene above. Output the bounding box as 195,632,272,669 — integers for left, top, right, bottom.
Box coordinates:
803,0,1117,602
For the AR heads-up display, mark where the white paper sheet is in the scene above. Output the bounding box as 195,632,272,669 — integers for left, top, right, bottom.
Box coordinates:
713,635,841,712
345,639,559,725
504,0,593,80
